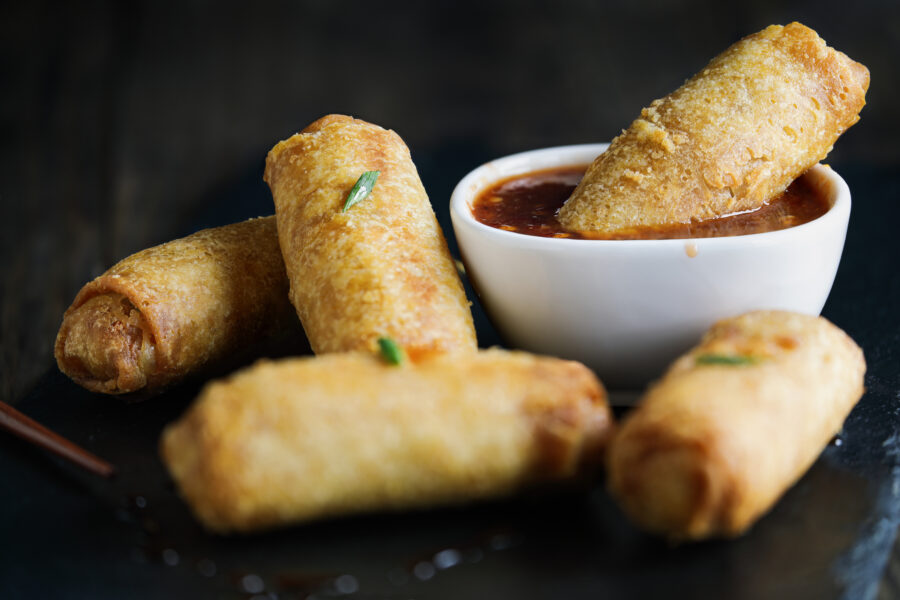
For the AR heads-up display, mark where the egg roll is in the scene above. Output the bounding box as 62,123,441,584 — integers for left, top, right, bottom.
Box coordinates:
160,349,613,533
607,311,865,540
558,22,869,232
264,114,477,360
55,216,303,395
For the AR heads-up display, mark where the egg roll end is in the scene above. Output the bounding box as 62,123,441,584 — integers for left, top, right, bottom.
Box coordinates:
55,293,157,394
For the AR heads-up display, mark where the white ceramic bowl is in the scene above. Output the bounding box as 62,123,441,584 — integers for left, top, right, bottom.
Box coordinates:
450,144,851,390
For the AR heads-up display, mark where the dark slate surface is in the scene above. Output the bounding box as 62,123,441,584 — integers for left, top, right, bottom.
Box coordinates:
1,162,899,600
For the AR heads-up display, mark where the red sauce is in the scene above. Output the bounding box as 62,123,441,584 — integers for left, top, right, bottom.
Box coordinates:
473,166,830,240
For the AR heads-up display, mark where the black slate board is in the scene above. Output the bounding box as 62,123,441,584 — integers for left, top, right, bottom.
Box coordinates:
2,163,899,600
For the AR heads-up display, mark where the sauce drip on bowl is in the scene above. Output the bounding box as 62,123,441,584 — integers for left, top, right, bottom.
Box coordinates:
473,166,830,239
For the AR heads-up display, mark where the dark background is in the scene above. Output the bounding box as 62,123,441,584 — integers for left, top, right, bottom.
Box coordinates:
2,1,899,598
2,0,897,404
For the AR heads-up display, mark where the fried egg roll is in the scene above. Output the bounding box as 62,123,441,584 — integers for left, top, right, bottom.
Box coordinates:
607,311,865,540
264,114,477,359
160,349,613,533
558,23,869,232
55,217,302,395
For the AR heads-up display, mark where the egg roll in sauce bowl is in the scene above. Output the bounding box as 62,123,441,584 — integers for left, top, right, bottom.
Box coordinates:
558,22,868,233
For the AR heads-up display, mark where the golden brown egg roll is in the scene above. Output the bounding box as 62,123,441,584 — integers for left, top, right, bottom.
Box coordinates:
264,114,477,360
55,216,303,395
607,311,865,540
558,23,869,232
160,349,613,533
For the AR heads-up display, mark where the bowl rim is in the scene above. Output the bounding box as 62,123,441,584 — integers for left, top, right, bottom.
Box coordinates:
449,143,851,248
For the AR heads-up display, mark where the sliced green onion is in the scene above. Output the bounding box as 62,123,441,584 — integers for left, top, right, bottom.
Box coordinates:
695,353,760,366
377,337,405,366
342,170,380,212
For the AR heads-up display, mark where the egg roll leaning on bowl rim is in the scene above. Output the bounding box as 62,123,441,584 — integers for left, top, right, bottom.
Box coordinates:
160,348,613,534
607,310,865,540
264,114,477,360
55,216,303,395
557,22,869,233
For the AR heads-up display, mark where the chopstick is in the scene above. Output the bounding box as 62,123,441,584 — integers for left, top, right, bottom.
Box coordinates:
0,400,116,478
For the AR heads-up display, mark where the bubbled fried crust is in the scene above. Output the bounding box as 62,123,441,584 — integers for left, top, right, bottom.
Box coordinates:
264,114,477,359
607,311,865,540
558,23,869,233
54,216,302,394
160,349,613,533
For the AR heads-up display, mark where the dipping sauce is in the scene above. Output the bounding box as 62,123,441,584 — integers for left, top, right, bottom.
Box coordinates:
473,166,830,239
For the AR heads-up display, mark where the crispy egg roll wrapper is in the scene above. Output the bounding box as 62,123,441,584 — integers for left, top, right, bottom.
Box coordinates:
264,114,477,359
607,311,865,540
160,349,613,533
55,217,302,395
558,23,869,232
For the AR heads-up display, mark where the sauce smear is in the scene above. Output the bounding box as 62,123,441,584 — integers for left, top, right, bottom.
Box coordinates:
473,166,830,239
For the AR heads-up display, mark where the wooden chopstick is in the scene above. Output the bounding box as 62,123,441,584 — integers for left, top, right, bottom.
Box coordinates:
0,400,116,478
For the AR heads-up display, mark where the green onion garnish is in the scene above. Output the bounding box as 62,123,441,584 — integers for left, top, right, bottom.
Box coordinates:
695,353,759,366
377,337,405,366
342,170,380,212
